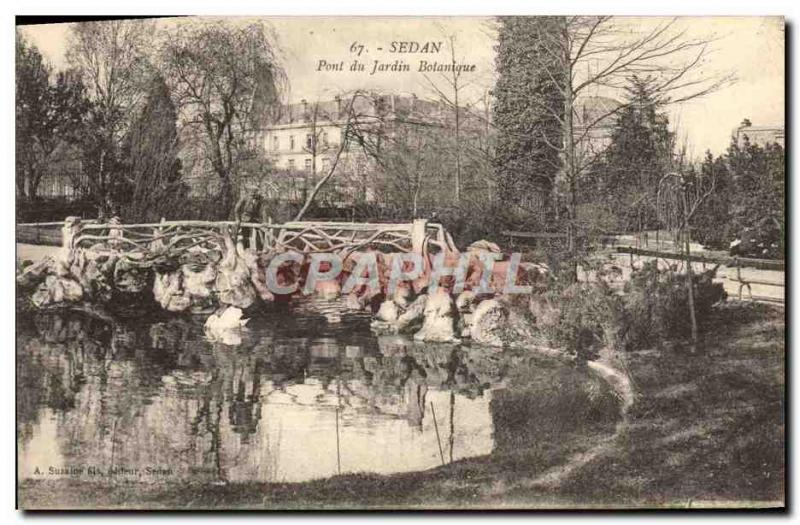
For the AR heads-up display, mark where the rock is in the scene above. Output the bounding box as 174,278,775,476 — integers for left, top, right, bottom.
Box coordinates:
243,251,276,302
467,239,502,254
413,289,459,343
31,274,84,308
376,299,399,323
113,258,151,293
315,280,341,300
395,294,427,332
16,257,53,289
470,299,509,347
65,248,119,302
154,271,190,312
392,283,415,308
216,257,257,309
455,290,477,313
344,292,366,311
183,263,216,298
216,229,258,309
459,313,474,338
182,263,217,312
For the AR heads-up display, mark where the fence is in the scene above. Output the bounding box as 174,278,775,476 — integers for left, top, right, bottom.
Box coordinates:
615,246,785,305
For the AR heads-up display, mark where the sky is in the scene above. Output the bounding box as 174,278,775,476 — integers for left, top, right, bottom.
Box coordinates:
19,16,784,156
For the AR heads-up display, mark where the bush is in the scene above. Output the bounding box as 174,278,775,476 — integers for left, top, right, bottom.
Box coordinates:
533,280,627,361
531,259,727,357
622,260,727,348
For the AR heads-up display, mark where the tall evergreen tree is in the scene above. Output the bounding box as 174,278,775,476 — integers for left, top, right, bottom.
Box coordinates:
120,75,183,222
588,76,675,233
492,17,564,225
726,138,784,258
691,151,731,249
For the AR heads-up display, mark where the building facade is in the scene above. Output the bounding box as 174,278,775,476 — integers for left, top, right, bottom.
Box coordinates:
733,119,785,148
253,93,482,209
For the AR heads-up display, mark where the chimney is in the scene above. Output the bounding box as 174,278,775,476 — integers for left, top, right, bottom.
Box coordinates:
741,118,752,128
335,95,342,117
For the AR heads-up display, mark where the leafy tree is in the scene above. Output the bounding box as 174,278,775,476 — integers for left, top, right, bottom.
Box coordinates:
587,76,676,233
15,31,50,199
16,33,89,200
492,17,564,226
162,21,286,218
66,19,156,215
119,75,184,222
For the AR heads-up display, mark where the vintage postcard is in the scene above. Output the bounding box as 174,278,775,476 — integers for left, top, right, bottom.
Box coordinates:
15,15,785,510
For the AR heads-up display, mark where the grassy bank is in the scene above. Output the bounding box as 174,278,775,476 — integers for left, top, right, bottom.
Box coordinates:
18,302,784,510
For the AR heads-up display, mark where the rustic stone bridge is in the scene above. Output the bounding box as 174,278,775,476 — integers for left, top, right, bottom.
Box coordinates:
15,216,546,347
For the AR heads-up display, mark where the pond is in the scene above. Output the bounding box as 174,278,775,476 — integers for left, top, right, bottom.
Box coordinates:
17,298,621,485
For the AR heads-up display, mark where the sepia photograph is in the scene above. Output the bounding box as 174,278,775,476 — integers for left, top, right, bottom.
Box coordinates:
13,14,785,510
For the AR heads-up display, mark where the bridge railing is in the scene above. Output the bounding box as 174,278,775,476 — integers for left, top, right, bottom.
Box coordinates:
615,246,785,305
19,217,455,260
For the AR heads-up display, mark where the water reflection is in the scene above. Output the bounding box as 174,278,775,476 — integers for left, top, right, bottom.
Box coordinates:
17,303,618,484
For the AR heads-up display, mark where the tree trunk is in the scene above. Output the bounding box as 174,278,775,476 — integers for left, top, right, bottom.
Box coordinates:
454,85,461,205
562,58,578,282
220,177,235,220
684,228,699,347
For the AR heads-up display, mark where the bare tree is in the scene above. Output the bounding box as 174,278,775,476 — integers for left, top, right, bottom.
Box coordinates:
421,29,472,205
298,100,340,200
657,169,717,346
162,21,287,217
527,16,734,262
66,19,156,214
293,92,370,221
357,115,443,218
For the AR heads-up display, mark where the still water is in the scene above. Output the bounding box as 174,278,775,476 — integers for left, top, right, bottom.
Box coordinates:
17,298,619,485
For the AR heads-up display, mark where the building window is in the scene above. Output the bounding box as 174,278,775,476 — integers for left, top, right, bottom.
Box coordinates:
306,134,314,150
290,135,295,151
322,132,329,146
356,159,366,177
321,158,331,173
288,159,295,171
304,158,313,172
272,136,279,151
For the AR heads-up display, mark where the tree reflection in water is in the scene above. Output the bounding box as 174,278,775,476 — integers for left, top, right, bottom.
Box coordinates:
17,306,522,483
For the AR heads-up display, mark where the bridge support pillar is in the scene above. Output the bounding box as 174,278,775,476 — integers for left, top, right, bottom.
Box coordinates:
61,216,82,251
411,219,428,254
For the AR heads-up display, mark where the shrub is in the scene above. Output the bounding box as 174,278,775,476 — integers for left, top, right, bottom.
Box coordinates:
532,258,727,357
622,260,726,348
533,280,627,361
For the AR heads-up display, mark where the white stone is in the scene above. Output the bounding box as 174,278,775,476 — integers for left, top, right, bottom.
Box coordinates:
204,307,249,345
376,299,399,323
470,299,509,347
396,294,427,332
413,289,459,343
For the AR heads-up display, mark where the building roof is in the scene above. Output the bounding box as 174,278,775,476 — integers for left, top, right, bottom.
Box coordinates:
265,94,448,127
574,96,623,128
